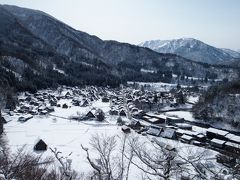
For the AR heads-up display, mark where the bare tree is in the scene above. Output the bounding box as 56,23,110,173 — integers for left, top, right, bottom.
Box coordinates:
126,137,184,180
50,147,80,180
0,145,54,180
116,134,134,180
177,147,228,180
81,134,116,180
81,134,134,180
0,87,6,135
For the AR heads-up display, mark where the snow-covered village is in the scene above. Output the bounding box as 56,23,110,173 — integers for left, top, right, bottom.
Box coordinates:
1,1,240,180
1,82,240,179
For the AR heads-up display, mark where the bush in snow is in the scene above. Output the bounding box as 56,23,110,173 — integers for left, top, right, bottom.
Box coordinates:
117,116,125,126
95,109,105,121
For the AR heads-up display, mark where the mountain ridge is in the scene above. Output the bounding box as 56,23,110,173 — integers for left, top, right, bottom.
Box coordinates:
139,38,240,64
0,4,239,92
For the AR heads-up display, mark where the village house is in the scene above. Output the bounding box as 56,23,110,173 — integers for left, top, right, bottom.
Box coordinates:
176,123,192,130
122,125,131,133
210,138,226,148
161,128,177,139
224,142,240,154
216,154,237,167
62,103,68,109
206,128,229,140
34,139,47,151
132,110,145,119
180,134,194,144
128,120,142,130
86,110,96,119
146,126,163,137
225,133,240,145
81,99,89,107
102,96,110,102
142,113,166,124
18,115,33,122
119,109,127,116
166,117,184,125
109,108,119,115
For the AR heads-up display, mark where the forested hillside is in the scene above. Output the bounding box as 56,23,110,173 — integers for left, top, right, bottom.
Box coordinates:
193,80,240,128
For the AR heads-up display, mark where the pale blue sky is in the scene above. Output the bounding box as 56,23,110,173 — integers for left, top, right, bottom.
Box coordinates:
1,0,240,50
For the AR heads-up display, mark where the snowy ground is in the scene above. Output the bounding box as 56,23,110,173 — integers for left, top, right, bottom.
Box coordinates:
2,94,222,179
127,81,179,91
3,99,135,175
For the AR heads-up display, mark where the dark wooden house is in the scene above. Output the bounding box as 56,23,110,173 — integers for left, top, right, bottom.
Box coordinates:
81,100,89,107
62,103,68,109
86,111,96,118
119,110,127,116
161,128,177,139
129,120,142,130
224,142,240,154
206,128,229,140
34,139,47,151
122,126,131,133
146,126,163,137
102,96,110,102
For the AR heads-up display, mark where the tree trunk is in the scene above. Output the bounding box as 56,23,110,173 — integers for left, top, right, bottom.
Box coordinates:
0,111,3,135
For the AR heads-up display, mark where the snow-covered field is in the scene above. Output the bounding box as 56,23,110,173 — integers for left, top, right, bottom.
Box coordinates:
3,113,218,179
3,99,128,173
2,90,223,179
127,81,179,91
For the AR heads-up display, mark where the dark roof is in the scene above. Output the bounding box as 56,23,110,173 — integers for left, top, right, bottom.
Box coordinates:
161,128,176,139
34,139,47,151
147,127,162,136
86,111,96,118
131,120,141,126
1,116,7,124
119,110,126,116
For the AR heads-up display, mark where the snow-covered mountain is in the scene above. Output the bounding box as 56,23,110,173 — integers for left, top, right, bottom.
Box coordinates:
221,48,240,58
0,5,238,91
139,38,240,64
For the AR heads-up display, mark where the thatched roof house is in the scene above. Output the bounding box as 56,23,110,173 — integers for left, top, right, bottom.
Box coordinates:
34,139,47,151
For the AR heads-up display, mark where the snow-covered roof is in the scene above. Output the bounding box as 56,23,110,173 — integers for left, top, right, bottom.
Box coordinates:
207,128,229,136
154,114,167,119
176,129,198,136
225,142,240,149
225,134,240,143
143,115,151,119
176,123,192,128
161,128,176,138
147,127,162,136
210,138,226,145
144,113,167,120
181,134,193,141
148,118,160,123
